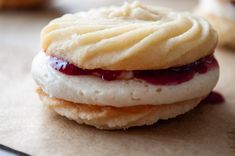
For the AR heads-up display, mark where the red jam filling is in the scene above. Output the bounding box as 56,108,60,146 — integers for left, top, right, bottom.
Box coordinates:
49,55,218,85
200,91,225,105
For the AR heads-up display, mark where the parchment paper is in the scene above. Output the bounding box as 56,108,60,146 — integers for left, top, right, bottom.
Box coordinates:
0,0,235,155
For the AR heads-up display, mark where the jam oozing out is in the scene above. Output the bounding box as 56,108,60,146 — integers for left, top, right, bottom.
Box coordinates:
49,55,218,85
50,58,123,81
134,55,218,85
200,91,225,105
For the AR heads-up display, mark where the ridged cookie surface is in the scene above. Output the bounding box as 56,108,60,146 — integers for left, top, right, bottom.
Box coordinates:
41,1,217,70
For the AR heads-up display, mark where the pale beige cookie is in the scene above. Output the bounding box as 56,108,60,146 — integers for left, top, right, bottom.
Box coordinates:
37,88,204,130
41,1,217,70
32,1,219,130
0,0,47,9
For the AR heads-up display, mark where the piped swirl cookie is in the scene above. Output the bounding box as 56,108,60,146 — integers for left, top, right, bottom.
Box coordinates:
32,1,219,129
41,1,217,70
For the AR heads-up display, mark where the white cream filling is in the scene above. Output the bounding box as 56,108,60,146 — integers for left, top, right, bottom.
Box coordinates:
198,0,235,20
32,52,219,107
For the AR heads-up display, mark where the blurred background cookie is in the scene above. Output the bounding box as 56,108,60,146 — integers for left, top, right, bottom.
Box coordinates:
0,0,48,9
197,0,235,49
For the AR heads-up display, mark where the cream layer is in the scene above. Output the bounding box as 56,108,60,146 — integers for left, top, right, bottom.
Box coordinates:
32,52,219,107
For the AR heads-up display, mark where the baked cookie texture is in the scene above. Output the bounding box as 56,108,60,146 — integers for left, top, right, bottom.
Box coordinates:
0,0,47,9
41,1,217,70
32,1,219,129
38,88,203,130
197,0,235,48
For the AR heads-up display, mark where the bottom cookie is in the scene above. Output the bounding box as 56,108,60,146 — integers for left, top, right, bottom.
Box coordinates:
37,88,204,130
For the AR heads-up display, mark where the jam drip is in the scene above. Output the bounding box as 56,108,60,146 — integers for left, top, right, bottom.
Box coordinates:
200,91,225,104
49,55,218,85
50,58,123,81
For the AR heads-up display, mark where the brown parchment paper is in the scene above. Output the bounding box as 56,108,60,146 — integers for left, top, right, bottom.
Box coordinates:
0,0,235,155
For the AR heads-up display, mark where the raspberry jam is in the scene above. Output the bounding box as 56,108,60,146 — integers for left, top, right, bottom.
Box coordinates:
49,55,218,85
49,58,123,81
134,55,218,85
200,91,225,105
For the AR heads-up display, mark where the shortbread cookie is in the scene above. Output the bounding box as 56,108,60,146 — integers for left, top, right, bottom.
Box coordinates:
37,88,204,130
32,1,219,129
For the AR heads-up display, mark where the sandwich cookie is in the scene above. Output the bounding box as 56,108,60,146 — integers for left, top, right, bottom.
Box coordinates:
32,1,219,129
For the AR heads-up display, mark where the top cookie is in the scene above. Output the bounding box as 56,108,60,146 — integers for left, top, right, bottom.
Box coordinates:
41,1,217,70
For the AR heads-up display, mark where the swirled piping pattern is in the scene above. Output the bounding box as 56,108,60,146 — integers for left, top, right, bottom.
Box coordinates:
41,1,217,70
